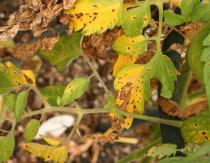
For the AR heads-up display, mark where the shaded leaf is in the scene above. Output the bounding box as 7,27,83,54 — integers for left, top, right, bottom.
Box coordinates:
65,0,124,35
24,119,40,142
15,90,29,121
164,11,186,26
22,143,68,163
41,85,65,106
112,35,146,56
40,32,82,71
0,134,15,162
61,77,90,106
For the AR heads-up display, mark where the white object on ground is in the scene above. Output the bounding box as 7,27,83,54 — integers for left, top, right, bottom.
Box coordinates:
35,115,75,139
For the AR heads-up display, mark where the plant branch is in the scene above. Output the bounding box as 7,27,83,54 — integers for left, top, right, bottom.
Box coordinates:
82,53,109,93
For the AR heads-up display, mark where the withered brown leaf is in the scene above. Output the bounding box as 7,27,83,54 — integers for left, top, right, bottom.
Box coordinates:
63,0,76,10
0,25,19,41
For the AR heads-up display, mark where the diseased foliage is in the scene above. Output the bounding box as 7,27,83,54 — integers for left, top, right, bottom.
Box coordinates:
1,0,210,162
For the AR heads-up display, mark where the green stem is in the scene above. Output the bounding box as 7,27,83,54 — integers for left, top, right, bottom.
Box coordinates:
67,114,83,142
157,2,163,51
23,105,182,128
82,53,109,93
118,110,182,128
175,61,192,107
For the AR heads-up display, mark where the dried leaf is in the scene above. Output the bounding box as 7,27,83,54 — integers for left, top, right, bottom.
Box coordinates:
0,25,19,41
0,0,63,38
63,0,76,9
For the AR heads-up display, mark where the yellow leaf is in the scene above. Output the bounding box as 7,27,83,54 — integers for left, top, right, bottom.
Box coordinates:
41,136,61,146
65,0,124,35
22,143,68,163
0,62,35,91
113,54,137,76
168,0,182,6
21,70,36,85
114,64,145,129
112,35,146,56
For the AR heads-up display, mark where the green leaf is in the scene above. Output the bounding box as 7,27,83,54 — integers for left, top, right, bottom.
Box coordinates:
121,2,151,36
191,4,210,22
201,32,210,107
0,62,35,94
164,11,186,26
203,62,210,107
41,85,65,106
160,142,210,163
24,119,40,142
144,51,177,99
203,32,210,46
61,77,90,106
181,0,200,17
40,32,82,71
147,144,177,159
15,90,29,121
181,110,210,144
0,40,14,49
201,47,210,62
187,24,210,84
118,138,160,163
112,35,146,55
4,93,17,112
0,134,15,162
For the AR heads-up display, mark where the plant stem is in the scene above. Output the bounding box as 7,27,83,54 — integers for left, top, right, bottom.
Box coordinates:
174,62,192,107
82,53,109,93
67,114,83,142
157,2,163,51
118,110,182,128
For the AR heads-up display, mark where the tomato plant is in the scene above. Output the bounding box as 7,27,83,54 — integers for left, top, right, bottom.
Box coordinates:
1,0,210,162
